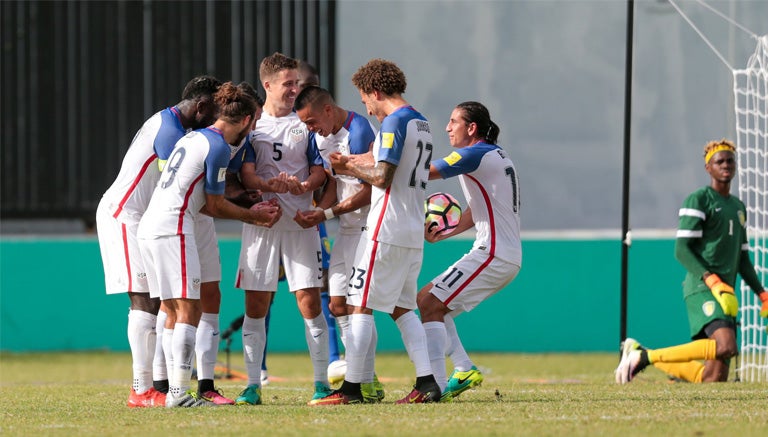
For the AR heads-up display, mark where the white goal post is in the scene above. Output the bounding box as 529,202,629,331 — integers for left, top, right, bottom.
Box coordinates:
733,35,768,383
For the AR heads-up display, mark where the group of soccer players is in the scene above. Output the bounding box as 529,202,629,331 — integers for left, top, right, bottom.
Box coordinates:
98,48,768,409
97,51,523,408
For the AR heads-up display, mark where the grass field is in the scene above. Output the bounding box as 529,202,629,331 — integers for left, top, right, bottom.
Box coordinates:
1,351,767,436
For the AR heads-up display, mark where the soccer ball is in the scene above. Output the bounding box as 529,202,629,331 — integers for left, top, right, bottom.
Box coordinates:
327,359,347,385
425,192,462,235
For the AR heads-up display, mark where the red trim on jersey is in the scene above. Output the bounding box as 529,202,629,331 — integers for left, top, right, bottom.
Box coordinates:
176,173,205,235
443,174,495,305
179,234,188,299
343,111,355,130
465,174,496,256
370,186,391,240
121,222,133,291
170,106,181,121
235,270,242,289
113,154,157,218
360,239,380,309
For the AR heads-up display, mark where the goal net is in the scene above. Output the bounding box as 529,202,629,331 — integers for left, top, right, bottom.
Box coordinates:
733,35,768,383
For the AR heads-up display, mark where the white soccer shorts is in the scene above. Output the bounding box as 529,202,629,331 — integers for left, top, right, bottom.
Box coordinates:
139,234,202,301
429,248,520,314
347,236,423,313
96,202,149,294
327,230,364,298
236,224,323,292
194,215,222,283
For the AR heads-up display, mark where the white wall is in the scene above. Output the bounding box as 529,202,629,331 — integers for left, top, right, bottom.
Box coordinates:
334,0,767,230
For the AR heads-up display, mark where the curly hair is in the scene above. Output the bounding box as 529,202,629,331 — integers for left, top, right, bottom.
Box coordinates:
214,81,257,123
181,75,222,101
703,138,736,163
351,59,407,96
259,52,298,82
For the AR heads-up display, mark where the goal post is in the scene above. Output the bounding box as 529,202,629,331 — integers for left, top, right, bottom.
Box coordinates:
733,35,768,383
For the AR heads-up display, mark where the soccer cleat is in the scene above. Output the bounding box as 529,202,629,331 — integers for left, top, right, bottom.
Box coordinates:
200,388,235,405
395,382,441,404
615,337,649,384
441,366,484,401
165,390,216,407
373,374,385,401
359,374,385,403
260,369,270,386
127,388,166,408
620,337,644,356
361,382,380,403
307,390,362,406
614,338,650,384
311,381,334,401
615,350,645,384
235,385,262,405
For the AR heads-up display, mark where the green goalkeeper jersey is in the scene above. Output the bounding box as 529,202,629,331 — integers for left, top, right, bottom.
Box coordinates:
676,186,748,296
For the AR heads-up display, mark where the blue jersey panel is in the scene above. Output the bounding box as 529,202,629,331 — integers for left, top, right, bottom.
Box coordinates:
154,107,186,160
200,128,231,195
305,132,323,166
377,106,426,166
347,112,376,155
318,222,331,269
433,142,500,179
242,140,257,164
228,139,251,173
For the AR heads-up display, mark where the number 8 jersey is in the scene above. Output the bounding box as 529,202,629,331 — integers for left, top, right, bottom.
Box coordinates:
367,106,432,249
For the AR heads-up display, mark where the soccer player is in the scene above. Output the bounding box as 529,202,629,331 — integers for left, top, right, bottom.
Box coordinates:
191,81,265,405
295,62,346,371
310,58,440,405
257,64,343,387
615,139,768,383
417,101,522,400
234,52,330,405
297,60,320,90
96,75,221,407
293,85,383,401
137,82,281,407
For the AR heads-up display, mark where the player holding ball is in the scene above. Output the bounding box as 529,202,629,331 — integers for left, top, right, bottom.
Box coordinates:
417,101,522,401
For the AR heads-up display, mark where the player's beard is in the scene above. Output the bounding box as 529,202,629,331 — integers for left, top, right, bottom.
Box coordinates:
234,124,251,146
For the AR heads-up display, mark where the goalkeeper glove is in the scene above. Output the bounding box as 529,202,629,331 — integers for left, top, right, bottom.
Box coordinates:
759,291,768,319
704,273,739,317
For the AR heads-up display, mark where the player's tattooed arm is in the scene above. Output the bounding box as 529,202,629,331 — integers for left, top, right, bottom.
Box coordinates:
330,152,395,189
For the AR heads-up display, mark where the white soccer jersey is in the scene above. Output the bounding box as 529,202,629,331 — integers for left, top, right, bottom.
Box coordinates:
138,127,233,238
100,107,186,222
367,106,432,249
433,142,522,264
314,111,376,233
245,111,323,231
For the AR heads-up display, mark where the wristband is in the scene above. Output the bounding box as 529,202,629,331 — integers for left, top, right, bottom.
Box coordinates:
324,208,335,221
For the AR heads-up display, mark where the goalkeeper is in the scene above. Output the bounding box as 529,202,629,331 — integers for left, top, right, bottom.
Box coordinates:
616,139,768,383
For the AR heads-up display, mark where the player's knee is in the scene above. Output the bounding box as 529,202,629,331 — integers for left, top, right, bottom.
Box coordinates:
418,294,447,322
328,301,347,317
129,292,160,314
715,341,738,359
